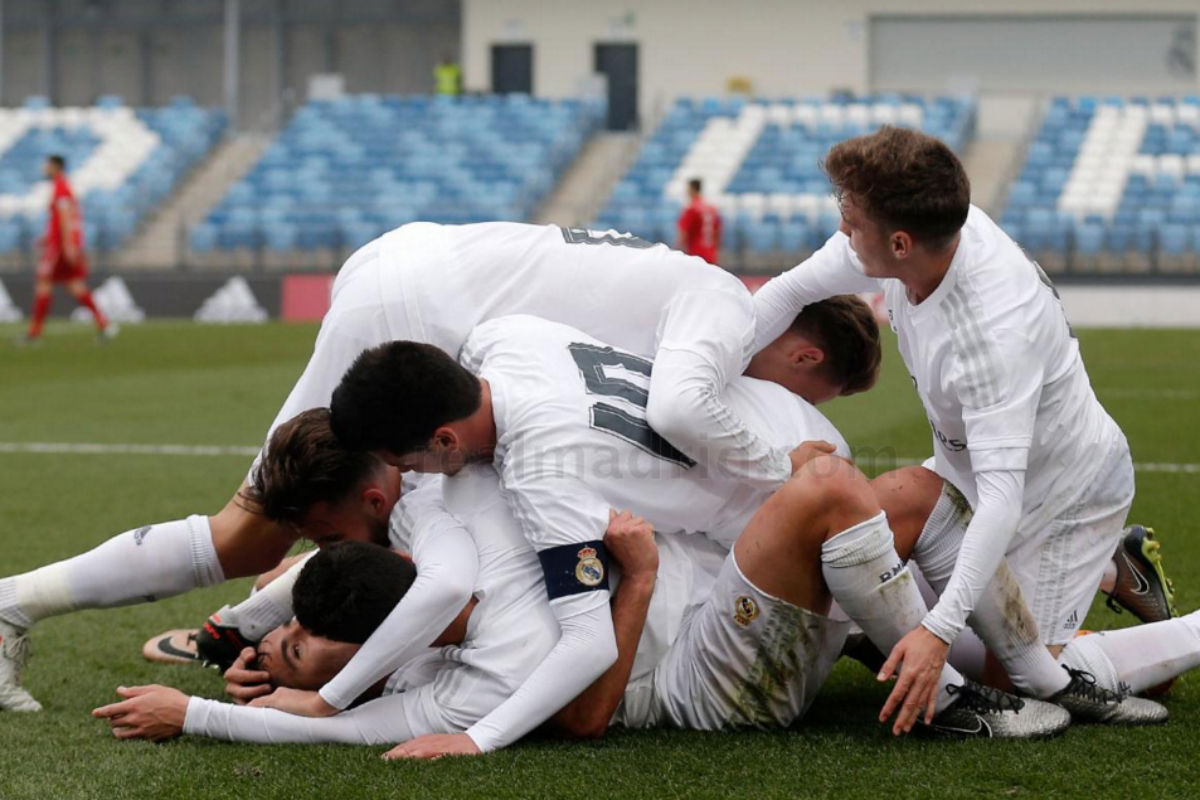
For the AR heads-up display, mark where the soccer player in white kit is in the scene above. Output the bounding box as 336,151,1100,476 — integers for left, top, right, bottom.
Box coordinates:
330,315,1077,750
752,126,1176,722
94,472,563,746
97,364,1072,746
0,222,814,716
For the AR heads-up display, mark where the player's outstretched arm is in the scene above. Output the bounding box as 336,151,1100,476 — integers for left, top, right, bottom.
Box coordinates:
550,511,658,739
252,492,479,717
386,602,616,759
752,232,880,352
320,482,479,712
94,685,429,746
921,470,1026,645
648,285,794,489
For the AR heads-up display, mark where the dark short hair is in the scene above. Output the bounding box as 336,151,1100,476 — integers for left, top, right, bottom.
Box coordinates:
824,126,969,251
330,341,482,454
791,295,881,396
688,178,702,193
47,154,65,170
244,408,384,526
293,542,417,644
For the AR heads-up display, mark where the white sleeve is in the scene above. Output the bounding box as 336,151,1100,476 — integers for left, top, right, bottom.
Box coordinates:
319,488,479,710
752,231,881,352
921,328,1042,642
184,693,422,745
646,287,792,490
465,601,617,752
922,468,1025,643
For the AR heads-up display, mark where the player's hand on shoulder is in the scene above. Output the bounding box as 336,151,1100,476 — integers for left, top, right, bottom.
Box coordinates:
223,646,273,704
605,509,658,579
248,686,339,717
788,440,838,473
92,684,189,742
383,732,482,761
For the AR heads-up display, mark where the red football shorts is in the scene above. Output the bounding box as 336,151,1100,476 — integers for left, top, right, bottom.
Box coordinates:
38,250,89,283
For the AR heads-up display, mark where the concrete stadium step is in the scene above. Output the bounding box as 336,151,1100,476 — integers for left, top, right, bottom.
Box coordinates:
113,132,272,270
962,138,1025,215
535,131,642,227
965,93,1044,214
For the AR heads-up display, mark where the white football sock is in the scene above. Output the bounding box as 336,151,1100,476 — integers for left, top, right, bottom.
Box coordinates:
1058,611,1200,694
912,485,1069,697
946,628,988,682
226,551,316,640
1098,560,1118,595
821,511,961,713
0,516,223,629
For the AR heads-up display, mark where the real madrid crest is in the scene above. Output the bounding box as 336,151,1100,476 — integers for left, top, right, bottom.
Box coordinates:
733,595,759,627
575,545,605,587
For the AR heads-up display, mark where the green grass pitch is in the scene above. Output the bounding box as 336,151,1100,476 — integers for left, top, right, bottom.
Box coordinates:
1,320,1198,799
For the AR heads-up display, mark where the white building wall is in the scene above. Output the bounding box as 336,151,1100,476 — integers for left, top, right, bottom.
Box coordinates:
462,0,1200,117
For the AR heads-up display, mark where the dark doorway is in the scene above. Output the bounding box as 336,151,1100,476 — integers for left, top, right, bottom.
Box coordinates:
491,44,534,94
594,43,638,130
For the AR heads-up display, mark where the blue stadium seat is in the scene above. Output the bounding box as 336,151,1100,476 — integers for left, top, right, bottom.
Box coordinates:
593,93,976,258
1003,95,1200,271
202,93,604,251
0,97,227,254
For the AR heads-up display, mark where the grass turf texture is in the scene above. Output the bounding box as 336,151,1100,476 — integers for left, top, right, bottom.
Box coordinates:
1,320,1198,799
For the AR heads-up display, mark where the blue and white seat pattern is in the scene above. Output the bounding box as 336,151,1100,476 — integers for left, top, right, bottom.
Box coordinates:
1002,96,1200,272
0,96,225,256
194,94,604,254
594,94,976,258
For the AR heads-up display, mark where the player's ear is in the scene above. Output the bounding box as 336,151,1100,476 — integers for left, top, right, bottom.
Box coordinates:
795,346,825,371
361,485,388,517
787,338,825,370
891,230,914,260
430,426,460,451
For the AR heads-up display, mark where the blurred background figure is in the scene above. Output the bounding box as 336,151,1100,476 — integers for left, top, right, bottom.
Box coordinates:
434,52,463,98
677,178,722,265
20,155,113,345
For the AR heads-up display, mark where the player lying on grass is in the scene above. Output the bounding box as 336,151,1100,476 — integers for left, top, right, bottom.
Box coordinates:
753,126,1178,717
323,314,1097,751
140,406,1198,751
95,460,1074,746
1,221,850,723
152,306,1169,750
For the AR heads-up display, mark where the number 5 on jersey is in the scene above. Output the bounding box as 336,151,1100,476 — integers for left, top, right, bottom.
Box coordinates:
568,342,696,468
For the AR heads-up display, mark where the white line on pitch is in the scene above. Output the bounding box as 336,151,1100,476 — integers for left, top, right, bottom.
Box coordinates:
1097,388,1200,400
1,442,1196,475
0,442,259,457
851,455,1200,474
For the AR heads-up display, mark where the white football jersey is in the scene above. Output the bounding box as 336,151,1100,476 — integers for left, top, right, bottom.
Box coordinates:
460,315,848,603
376,221,748,363
185,467,561,744
268,221,788,488
376,464,560,733
755,206,1122,533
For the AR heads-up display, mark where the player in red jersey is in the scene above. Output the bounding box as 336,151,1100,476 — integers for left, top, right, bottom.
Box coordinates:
676,178,722,265
20,154,114,344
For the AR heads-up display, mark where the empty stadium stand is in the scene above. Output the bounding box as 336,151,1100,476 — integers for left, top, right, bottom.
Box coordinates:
1002,95,1200,274
593,94,976,268
192,93,604,266
0,96,226,264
